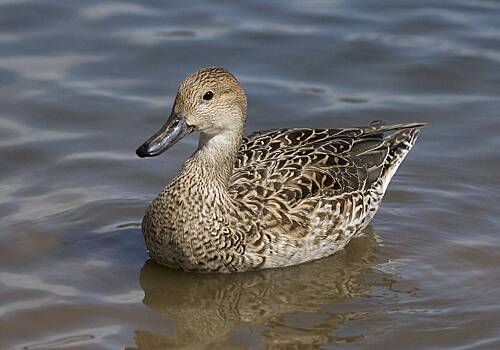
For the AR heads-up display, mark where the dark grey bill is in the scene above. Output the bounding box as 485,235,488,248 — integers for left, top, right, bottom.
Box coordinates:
136,111,192,158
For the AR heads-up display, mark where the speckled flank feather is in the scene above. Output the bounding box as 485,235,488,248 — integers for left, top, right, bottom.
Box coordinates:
140,67,425,272
227,124,423,269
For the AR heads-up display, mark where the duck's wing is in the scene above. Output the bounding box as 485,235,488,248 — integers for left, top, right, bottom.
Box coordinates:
229,123,423,233
229,122,423,263
230,123,424,205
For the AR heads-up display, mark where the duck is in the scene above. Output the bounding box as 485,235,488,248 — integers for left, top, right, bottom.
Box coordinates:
136,67,424,273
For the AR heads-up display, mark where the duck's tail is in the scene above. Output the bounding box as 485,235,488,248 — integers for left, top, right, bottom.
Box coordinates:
371,122,425,193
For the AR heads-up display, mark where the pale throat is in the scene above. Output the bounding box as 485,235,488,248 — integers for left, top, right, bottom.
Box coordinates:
179,127,243,189
198,129,241,153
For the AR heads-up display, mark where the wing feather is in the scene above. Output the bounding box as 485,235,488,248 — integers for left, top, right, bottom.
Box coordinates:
228,122,424,244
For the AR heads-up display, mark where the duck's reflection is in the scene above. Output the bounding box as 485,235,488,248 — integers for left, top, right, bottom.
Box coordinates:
133,229,383,349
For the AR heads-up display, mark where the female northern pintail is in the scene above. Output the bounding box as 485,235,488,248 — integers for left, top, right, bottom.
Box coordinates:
136,67,424,272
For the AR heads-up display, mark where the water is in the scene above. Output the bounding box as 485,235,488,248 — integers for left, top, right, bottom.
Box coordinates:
1,1,499,349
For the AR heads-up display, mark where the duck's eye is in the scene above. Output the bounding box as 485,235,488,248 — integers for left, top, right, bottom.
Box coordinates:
203,91,214,101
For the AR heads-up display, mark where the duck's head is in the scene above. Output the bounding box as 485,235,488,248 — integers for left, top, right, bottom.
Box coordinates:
136,67,247,158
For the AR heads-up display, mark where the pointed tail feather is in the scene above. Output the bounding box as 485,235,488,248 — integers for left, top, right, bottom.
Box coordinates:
364,122,426,136
377,125,424,192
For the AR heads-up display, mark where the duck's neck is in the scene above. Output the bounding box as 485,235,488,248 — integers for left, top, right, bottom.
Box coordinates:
182,129,242,189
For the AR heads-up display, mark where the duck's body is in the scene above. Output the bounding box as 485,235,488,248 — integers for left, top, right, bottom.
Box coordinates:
137,67,424,272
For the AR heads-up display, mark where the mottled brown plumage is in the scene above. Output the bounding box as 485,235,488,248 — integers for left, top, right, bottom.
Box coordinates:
138,67,424,272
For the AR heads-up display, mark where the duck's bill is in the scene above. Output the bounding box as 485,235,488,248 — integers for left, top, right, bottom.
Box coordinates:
136,111,193,158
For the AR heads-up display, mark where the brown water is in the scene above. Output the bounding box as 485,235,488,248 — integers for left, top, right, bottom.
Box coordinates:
1,1,500,349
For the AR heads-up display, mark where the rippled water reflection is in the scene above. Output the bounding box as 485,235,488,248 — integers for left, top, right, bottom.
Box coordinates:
1,1,500,349
135,232,384,349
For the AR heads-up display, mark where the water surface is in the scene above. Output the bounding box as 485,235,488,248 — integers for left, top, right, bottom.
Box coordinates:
1,1,500,349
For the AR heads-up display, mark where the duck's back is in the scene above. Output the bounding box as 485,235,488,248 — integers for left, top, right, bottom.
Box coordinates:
228,123,423,268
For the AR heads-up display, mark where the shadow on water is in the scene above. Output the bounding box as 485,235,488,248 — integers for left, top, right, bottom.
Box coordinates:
129,229,389,350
